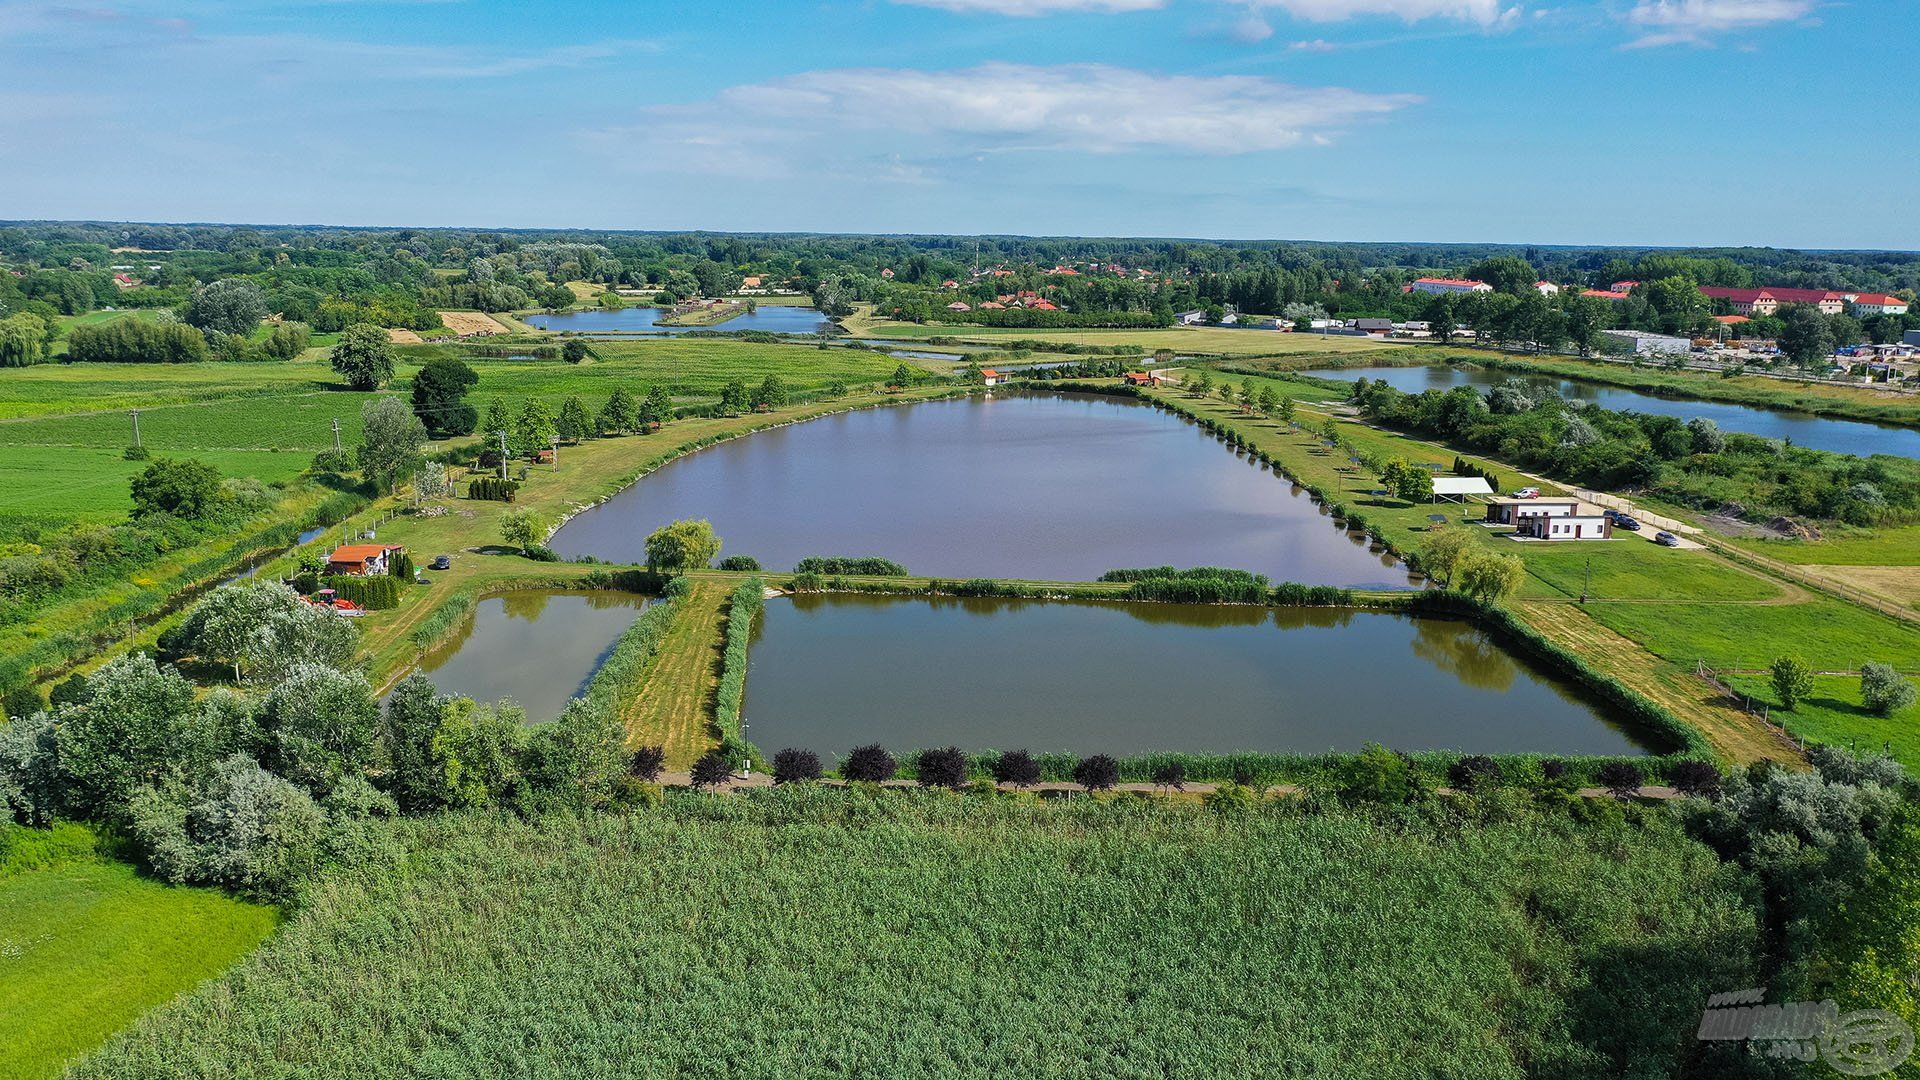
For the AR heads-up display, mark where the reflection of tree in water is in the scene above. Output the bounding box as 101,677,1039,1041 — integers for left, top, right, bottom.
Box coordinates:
500,590,554,622
580,589,648,611
1271,606,1355,631
1408,617,1520,693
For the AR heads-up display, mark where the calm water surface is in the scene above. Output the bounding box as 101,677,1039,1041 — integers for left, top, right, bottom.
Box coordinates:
413,590,648,721
551,392,1411,586
523,306,833,335
741,594,1654,757
1299,365,1920,459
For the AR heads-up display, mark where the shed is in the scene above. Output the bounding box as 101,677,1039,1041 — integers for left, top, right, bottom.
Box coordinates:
1430,476,1494,502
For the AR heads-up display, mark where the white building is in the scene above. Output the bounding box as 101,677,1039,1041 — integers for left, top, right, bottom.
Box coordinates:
1534,281,1561,296
1175,309,1207,325
1602,329,1691,357
1851,293,1911,318
1409,277,1493,296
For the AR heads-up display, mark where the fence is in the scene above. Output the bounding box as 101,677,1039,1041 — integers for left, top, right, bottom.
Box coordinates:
1696,659,1809,753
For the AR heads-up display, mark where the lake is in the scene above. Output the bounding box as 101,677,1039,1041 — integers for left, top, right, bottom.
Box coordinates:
412,590,649,721
740,594,1655,757
1297,364,1920,459
523,305,833,335
550,391,1413,586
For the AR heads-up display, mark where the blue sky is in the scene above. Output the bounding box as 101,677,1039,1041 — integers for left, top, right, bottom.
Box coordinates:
1,0,1912,248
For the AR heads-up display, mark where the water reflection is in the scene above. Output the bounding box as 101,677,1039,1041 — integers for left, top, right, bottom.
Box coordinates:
414,590,649,721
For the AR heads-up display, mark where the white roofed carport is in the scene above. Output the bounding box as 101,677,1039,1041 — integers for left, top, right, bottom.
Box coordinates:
1430,476,1495,503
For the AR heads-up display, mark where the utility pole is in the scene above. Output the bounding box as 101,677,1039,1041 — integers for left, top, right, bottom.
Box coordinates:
499,430,509,482
331,418,342,454
1580,558,1591,604
550,434,559,467
129,409,142,448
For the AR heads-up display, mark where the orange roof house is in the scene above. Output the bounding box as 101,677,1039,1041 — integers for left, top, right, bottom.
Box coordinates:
1123,372,1161,386
326,543,405,576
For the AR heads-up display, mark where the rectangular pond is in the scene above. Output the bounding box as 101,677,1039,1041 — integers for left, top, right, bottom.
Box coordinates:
1298,364,1920,460
411,590,649,721
551,391,1413,587
739,593,1659,759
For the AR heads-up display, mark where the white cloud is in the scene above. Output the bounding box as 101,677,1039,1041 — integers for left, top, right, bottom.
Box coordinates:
1623,0,1814,47
1251,0,1519,25
888,0,1165,14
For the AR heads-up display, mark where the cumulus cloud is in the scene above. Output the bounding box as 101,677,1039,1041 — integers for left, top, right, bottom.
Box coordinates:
1623,0,1814,47
888,0,1165,14
1252,0,1519,25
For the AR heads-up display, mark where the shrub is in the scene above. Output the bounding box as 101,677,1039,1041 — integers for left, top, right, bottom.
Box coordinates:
717,556,761,572
122,445,150,462
311,448,353,474
466,477,519,502
645,519,722,571
1446,755,1501,792
1204,782,1256,815
1769,656,1813,711
628,745,665,783
789,571,825,593
1861,662,1917,717
915,747,970,790
1597,761,1645,799
1539,759,1577,792
1338,743,1419,805
689,751,733,790
1150,761,1188,791
1073,754,1120,792
714,579,763,749
793,557,907,576
841,744,898,783
130,457,223,519
1667,760,1724,799
772,748,823,785
128,754,325,902
991,749,1041,788
327,574,403,610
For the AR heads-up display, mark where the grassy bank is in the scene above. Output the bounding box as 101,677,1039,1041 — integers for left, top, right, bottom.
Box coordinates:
69,794,1761,1078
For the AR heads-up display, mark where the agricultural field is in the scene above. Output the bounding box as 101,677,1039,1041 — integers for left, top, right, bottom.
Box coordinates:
436,311,509,336
71,795,1760,1079
1,826,280,1080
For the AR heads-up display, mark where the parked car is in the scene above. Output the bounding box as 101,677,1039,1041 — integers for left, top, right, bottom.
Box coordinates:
430,554,452,570
1512,487,1540,499
1654,531,1681,547
1603,510,1642,531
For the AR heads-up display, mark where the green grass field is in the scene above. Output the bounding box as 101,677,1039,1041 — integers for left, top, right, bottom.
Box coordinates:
1736,525,1920,567
1727,673,1920,764
70,794,1760,1078
1581,596,1920,673
0,828,279,1080
0,446,314,522
1514,543,1785,602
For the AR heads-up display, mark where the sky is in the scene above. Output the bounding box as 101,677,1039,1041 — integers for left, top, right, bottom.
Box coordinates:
1,0,1914,249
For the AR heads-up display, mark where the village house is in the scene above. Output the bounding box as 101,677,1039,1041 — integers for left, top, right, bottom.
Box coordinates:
326,543,406,576
980,368,1005,386
946,301,971,312
1122,371,1162,387
1176,309,1207,324
1484,497,1582,527
1582,289,1632,302
1534,281,1560,296
1485,497,1613,540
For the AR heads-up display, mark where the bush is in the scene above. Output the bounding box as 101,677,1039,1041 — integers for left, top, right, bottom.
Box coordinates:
1073,754,1120,792
772,748,823,785
915,747,970,790
1667,760,1723,799
522,544,559,563
991,749,1041,788
1204,782,1256,815
1338,743,1420,805
793,557,907,576
130,457,223,519
1446,755,1501,792
841,744,897,783
788,571,825,593
717,556,761,572
628,745,665,783
1597,761,1645,799
466,477,519,502
1539,759,1576,792
714,579,763,749
122,445,150,462
1150,761,1188,791
1861,662,1917,717
327,574,403,610
1770,656,1814,711
128,754,325,902
689,751,733,790
311,448,353,475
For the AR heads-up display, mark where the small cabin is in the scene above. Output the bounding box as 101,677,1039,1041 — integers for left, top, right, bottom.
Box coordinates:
981,368,1005,386
1122,372,1161,387
1516,513,1613,541
326,543,405,577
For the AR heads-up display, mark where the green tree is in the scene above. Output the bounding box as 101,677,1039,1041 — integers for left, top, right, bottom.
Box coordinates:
891,363,915,388
1456,550,1525,604
482,397,512,443
1780,306,1836,368
513,398,557,458
54,655,215,823
1418,527,1473,588
1465,255,1537,296
641,384,675,429
644,519,722,570
410,357,479,437
557,396,591,443
184,278,268,336
501,507,547,554
1770,656,1814,711
1562,294,1611,357
174,579,358,683
751,374,788,411
130,457,222,519
599,387,637,434
1276,395,1296,425
719,379,750,415
329,323,395,391
257,664,382,793
259,321,311,361
562,338,590,363
357,398,428,494
1861,663,1916,717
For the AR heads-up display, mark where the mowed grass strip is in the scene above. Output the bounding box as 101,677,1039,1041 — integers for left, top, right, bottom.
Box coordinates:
69,798,1761,1079
624,578,732,768
1,848,278,1080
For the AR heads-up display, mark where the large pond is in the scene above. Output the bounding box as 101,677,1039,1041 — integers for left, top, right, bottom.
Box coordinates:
1298,365,1920,459
741,594,1655,757
412,590,649,720
523,305,833,335
551,392,1411,586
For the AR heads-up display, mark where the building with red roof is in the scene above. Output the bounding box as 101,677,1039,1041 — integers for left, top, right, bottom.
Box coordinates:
326,543,405,577
1851,293,1911,317
1701,286,1845,316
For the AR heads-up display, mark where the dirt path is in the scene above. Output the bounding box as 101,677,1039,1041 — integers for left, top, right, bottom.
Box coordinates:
625,580,731,768
1514,600,1802,766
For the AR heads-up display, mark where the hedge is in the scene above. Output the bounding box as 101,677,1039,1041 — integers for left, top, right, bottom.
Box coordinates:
714,577,764,764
